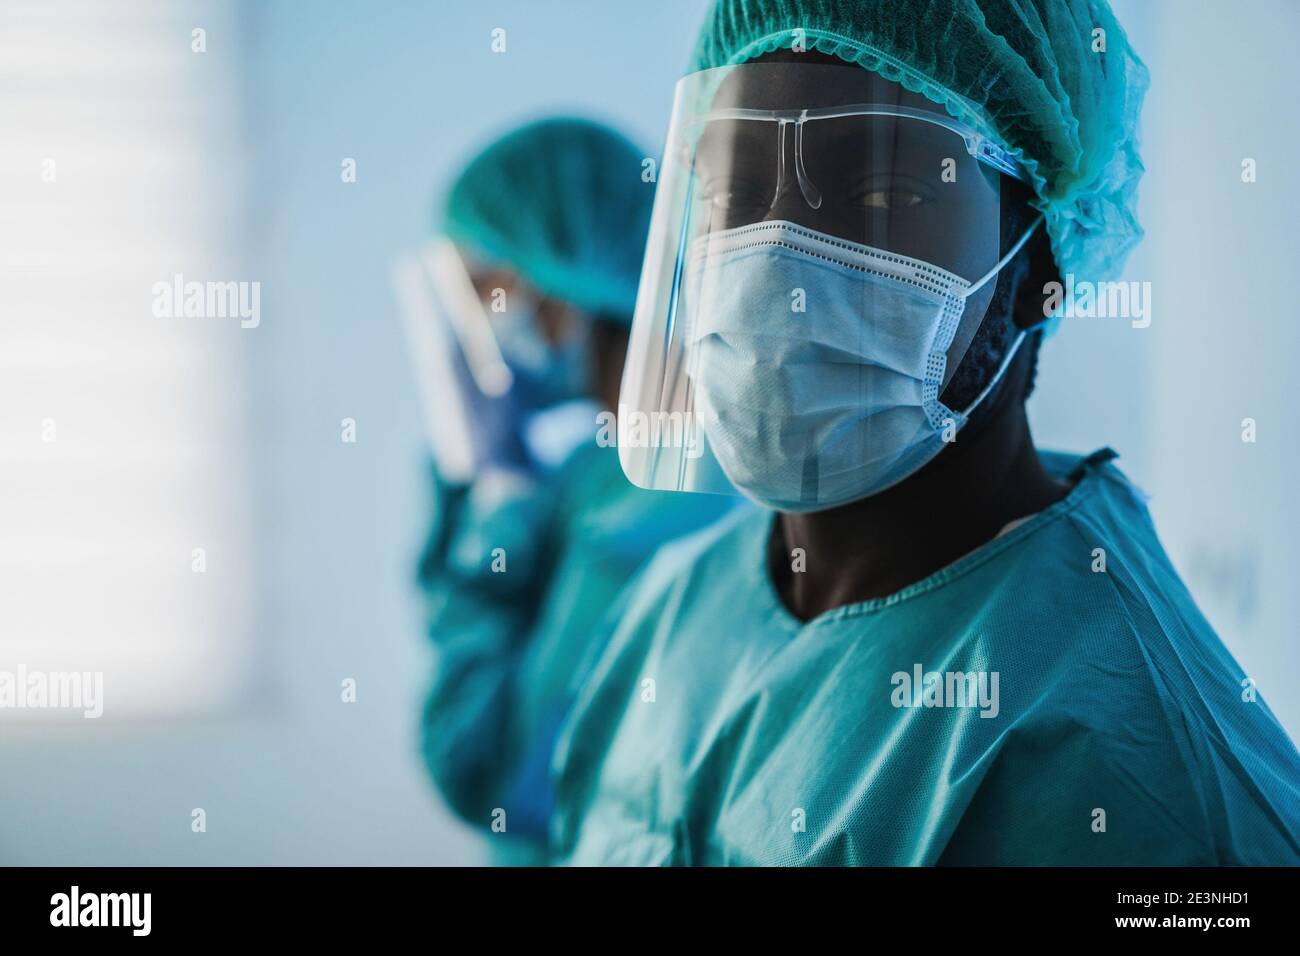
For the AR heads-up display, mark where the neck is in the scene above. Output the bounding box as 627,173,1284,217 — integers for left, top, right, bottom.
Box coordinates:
773,394,1068,620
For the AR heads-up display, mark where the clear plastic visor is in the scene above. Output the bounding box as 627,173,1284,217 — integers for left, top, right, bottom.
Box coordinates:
618,62,1028,504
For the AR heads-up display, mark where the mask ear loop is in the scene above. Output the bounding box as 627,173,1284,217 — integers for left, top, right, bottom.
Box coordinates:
961,324,1028,418
964,213,1044,298
957,213,1050,417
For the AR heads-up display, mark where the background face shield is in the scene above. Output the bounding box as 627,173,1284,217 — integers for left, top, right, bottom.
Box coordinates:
619,62,1021,505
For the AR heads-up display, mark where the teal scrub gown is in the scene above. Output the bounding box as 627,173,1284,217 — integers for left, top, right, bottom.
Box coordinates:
550,449,1300,865
418,437,735,864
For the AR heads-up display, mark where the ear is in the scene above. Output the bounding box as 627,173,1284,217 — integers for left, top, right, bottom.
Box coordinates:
1013,227,1061,332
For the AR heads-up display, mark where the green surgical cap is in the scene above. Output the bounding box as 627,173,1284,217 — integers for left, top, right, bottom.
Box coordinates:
441,117,652,323
692,0,1149,282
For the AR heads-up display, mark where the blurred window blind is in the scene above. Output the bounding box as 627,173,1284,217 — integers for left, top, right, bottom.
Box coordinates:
0,0,256,718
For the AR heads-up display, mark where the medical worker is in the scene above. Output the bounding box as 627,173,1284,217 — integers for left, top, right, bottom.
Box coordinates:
550,1,1300,865
415,118,734,864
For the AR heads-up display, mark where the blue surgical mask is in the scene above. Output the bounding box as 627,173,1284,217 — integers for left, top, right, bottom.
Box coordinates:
682,219,1040,512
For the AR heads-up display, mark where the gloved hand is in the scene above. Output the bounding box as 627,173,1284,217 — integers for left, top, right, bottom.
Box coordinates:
443,329,533,476
463,305,593,476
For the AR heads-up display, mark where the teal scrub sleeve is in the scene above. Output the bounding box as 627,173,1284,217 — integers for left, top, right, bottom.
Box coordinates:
416,464,559,829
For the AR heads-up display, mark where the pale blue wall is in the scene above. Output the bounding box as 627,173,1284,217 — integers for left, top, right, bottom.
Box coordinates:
1032,0,1300,737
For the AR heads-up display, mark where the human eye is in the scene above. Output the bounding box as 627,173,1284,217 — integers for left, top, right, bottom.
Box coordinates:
852,182,930,210
700,176,770,211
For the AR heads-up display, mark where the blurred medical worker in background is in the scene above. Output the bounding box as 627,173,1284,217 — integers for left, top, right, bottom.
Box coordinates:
404,117,736,864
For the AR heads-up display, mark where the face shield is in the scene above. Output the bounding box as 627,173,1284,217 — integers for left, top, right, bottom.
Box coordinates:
391,237,592,480
618,61,1038,510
